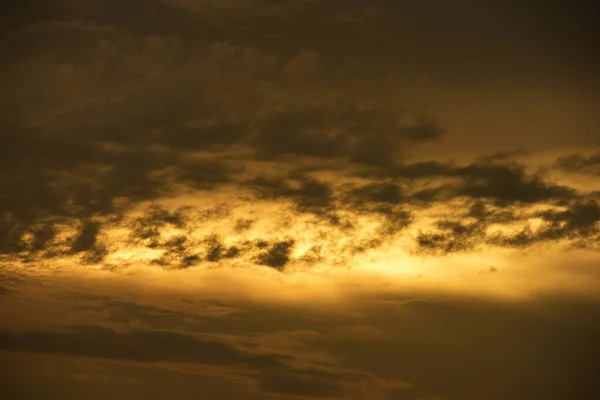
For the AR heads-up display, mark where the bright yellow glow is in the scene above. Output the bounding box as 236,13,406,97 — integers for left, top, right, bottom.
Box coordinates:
4,182,599,309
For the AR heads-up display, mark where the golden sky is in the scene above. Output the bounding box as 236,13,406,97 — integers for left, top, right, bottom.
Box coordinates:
1,1,600,399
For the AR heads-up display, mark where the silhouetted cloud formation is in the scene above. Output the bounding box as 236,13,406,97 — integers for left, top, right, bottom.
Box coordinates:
0,322,404,399
556,152,600,175
1,2,599,399
0,326,286,367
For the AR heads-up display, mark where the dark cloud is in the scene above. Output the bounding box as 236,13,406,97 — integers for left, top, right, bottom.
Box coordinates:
454,163,576,205
150,235,202,269
0,357,269,400
123,203,314,269
0,326,286,368
255,239,295,270
202,235,242,263
0,215,26,255
29,223,58,251
244,174,415,254
204,235,226,262
466,200,516,224
247,175,333,214
70,220,101,253
542,200,600,231
416,219,486,254
69,219,108,263
347,182,405,206
234,218,255,232
58,292,238,331
130,205,188,245
414,197,600,253
253,107,344,159
253,106,444,166
0,126,232,258
555,152,600,175
127,209,308,269
0,323,398,399
412,196,600,253
238,155,598,256
382,160,578,206
491,199,600,249
399,115,444,143
416,221,483,253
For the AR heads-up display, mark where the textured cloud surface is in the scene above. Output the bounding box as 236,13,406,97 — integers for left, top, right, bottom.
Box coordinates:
1,1,599,399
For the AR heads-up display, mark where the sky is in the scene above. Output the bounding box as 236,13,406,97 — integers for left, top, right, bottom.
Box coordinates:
1,1,600,399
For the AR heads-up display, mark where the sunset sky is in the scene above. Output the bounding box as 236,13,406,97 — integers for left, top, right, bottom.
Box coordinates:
1,1,599,399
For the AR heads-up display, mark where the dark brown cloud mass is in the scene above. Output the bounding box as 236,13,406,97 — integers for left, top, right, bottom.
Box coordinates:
1,1,599,399
556,152,600,176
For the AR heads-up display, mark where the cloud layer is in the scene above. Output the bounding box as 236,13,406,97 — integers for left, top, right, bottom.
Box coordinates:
1,1,599,399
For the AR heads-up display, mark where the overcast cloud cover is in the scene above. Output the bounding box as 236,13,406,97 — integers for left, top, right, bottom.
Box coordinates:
1,1,599,399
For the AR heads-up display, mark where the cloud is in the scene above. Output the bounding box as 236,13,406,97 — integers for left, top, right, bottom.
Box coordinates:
1,12,597,268
3,257,600,399
7,288,599,400
380,160,578,206
540,200,600,231
70,220,101,253
347,182,405,206
69,219,108,263
491,199,600,249
253,105,444,166
416,219,486,254
454,162,575,205
413,196,600,254
398,115,444,143
0,326,286,367
0,324,405,399
1,23,443,243
255,238,295,270
0,136,232,259
2,3,600,400
246,175,334,215
555,152,600,175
